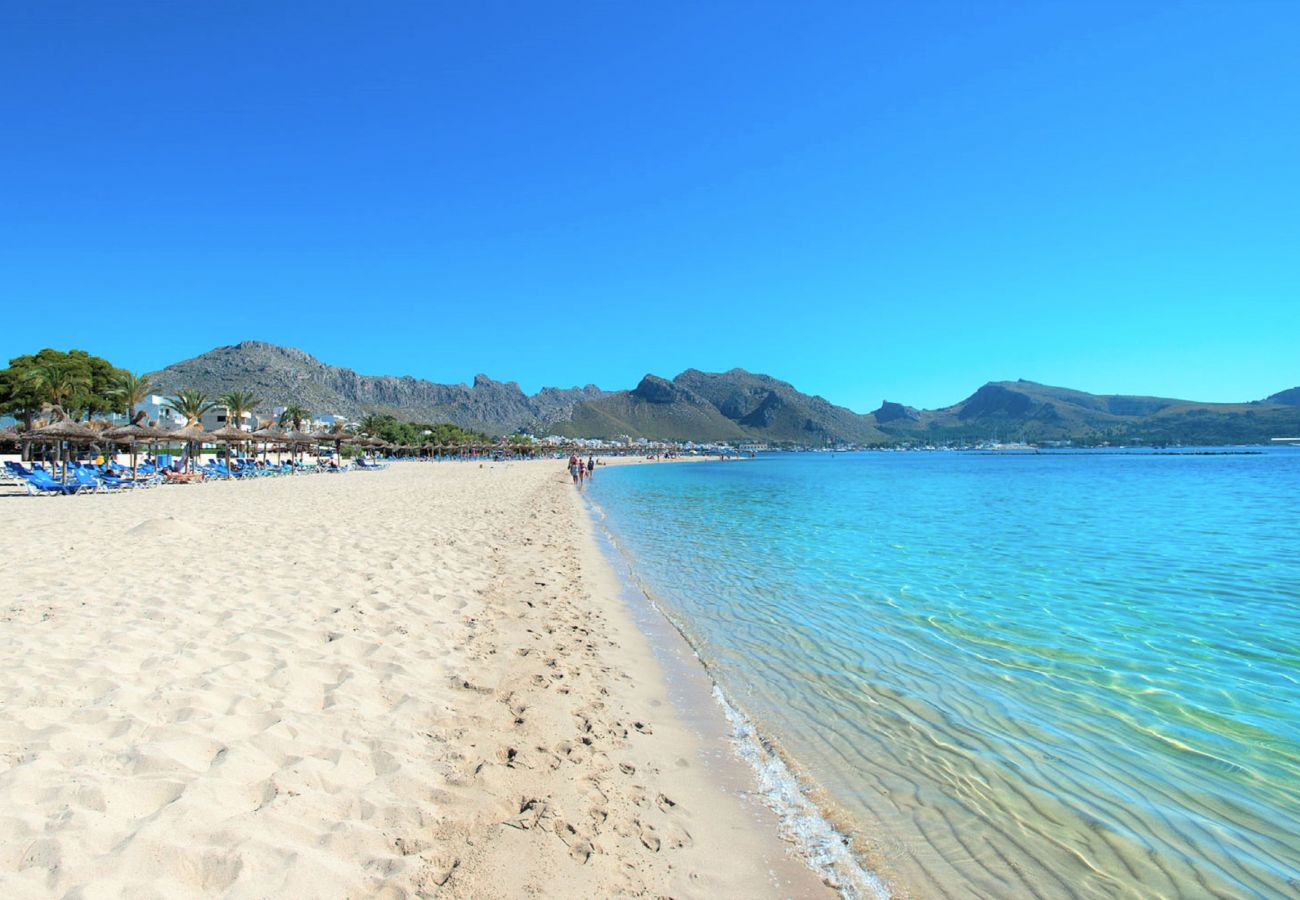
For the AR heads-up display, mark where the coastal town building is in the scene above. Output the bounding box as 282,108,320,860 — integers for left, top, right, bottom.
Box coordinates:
106,394,186,428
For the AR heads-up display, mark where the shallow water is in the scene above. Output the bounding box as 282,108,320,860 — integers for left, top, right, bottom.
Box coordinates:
588,450,1300,898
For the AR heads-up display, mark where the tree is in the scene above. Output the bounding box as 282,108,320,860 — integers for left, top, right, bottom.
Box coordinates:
163,390,217,473
23,361,91,418
164,389,217,425
279,404,310,431
111,372,153,422
0,348,123,426
72,352,126,420
217,390,260,431
359,413,389,436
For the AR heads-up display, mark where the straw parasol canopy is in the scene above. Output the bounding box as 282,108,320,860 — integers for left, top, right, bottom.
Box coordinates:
22,418,99,443
242,425,284,464
206,425,250,442
102,422,162,478
21,415,100,483
102,422,155,443
161,422,208,472
205,425,251,478
168,422,207,441
0,425,22,444
273,430,316,466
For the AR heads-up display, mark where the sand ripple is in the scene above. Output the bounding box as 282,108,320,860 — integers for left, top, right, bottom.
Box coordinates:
0,462,822,898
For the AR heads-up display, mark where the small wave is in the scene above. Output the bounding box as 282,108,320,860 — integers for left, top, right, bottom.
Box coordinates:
585,492,889,899
711,685,890,900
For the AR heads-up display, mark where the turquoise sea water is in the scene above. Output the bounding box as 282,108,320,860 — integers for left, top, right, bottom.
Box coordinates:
587,450,1300,899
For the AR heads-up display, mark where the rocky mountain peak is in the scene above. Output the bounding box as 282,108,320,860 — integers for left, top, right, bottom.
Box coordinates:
147,341,603,435
872,401,918,423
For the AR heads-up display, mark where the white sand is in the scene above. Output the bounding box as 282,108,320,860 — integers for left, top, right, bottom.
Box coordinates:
0,460,830,898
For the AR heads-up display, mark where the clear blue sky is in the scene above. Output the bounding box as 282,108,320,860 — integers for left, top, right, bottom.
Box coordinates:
2,2,1297,411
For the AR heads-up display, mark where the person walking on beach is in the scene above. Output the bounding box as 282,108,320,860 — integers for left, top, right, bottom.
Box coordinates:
568,453,580,485
586,455,595,479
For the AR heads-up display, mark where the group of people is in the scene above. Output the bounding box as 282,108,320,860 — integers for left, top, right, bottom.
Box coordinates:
568,453,596,485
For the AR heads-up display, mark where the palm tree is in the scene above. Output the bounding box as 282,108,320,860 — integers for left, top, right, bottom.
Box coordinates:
217,390,260,432
211,390,258,475
22,362,91,470
278,404,310,431
23,362,91,419
358,413,387,437
165,390,217,472
111,372,153,422
164,389,217,426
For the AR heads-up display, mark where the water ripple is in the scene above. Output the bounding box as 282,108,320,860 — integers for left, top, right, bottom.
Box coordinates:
590,449,1300,898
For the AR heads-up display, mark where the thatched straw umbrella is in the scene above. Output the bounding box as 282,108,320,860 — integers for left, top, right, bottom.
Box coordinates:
316,430,350,466
354,435,380,462
207,424,250,478
249,425,284,465
22,415,99,483
272,430,314,468
102,421,157,480
166,422,208,473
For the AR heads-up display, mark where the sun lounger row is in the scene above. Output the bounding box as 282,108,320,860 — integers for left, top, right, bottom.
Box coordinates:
4,453,393,495
6,461,164,495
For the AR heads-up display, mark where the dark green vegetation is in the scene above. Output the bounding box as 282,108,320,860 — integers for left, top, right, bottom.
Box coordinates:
0,349,127,426
0,348,488,446
354,414,489,447
6,342,1298,445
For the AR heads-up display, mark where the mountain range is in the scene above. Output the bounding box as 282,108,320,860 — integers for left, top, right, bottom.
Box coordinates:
148,341,1300,445
149,341,609,435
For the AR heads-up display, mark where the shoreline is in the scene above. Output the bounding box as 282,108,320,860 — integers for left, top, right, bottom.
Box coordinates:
565,463,835,897
583,477,896,900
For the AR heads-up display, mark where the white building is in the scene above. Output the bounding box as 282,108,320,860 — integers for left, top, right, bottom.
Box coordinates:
106,394,186,428
201,408,259,431
313,413,349,431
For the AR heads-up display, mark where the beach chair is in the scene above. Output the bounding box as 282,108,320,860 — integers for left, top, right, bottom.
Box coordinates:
72,469,115,493
96,471,136,491
24,471,88,495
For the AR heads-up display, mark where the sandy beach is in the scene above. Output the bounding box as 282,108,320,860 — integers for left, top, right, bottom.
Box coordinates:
0,458,829,898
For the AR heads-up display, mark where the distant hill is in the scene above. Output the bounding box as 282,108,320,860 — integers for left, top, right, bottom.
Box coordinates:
870,380,1300,445
147,341,608,435
1266,387,1300,406
552,369,883,443
143,342,1298,445
559,375,751,442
